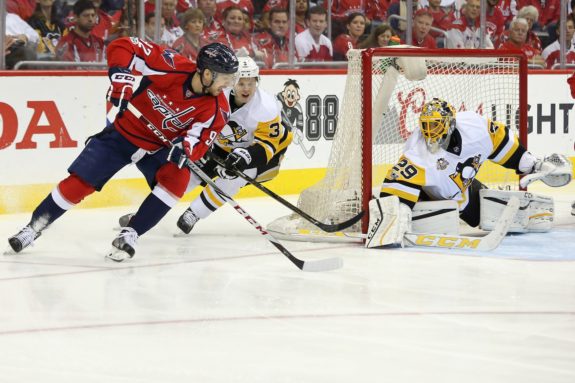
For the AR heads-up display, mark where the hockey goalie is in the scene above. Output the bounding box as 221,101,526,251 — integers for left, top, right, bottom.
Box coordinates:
366,97,572,249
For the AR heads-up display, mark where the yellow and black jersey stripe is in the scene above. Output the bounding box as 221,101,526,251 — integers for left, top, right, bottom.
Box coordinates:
486,119,526,170
380,155,425,208
251,115,293,168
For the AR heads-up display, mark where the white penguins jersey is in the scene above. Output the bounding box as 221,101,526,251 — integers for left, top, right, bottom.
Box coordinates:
381,111,526,210
215,87,292,166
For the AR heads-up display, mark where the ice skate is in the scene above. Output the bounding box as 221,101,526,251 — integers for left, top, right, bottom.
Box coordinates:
572,201,575,216
118,213,135,228
177,208,199,234
107,227,138,262
7,225,41,254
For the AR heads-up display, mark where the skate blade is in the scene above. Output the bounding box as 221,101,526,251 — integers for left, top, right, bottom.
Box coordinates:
3,246,17,255
173,232,191,238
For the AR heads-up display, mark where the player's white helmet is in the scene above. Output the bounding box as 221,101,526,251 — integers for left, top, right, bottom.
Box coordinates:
419,98,456,153
237,56,259,79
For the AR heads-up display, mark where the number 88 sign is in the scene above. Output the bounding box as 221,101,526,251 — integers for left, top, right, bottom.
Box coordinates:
305,95,339,141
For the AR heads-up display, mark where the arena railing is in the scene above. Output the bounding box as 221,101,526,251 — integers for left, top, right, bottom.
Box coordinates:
272,61,349,69
13,61,108,70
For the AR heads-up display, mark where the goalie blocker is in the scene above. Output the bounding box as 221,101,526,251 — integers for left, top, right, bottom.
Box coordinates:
366,189,554,249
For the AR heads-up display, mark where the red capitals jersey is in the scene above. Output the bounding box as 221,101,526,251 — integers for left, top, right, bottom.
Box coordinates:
498,40,540,61
333,34,359,60
253,31,290,68
56,29,106,62
107,37,231,161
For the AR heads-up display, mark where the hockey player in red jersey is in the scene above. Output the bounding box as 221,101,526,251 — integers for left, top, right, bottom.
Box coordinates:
7,37,239,262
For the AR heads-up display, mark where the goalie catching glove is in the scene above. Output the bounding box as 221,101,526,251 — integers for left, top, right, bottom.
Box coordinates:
107,67,136,113
519,152,572,188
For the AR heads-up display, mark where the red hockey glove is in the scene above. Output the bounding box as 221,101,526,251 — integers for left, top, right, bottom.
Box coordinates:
166,137,195,169
107,67,136,113
567,72,575,99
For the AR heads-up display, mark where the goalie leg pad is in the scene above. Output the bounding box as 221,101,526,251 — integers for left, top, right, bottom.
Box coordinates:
480,189,553,233
365,196,412,248
412,200,459,235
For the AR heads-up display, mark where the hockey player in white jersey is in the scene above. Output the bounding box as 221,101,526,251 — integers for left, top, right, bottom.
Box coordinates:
175,56,293,233
365,97,572,248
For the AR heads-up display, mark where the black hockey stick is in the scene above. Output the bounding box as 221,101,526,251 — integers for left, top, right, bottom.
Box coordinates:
126,104,343,272
209,153,364,233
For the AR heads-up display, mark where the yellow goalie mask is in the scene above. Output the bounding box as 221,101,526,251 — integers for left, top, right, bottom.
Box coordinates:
419,98,456,153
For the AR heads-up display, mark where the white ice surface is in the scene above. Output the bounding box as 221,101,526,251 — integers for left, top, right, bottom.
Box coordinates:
0,190,574,383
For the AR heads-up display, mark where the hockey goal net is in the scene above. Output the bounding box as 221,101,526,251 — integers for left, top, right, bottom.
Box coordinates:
268,47,528,240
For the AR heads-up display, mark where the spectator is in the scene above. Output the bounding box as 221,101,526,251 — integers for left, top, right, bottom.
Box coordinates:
253,8,291,68
197,0,222,39
486,0,506,46
144,12,170,47
499,5,542,53
333,12,367,60
5,12,39,69
144,0,183,42
499,0,518,25
323,0,367,37
28,0,68,60
542,15,575,69
516,0,560,30
113,0,140,38
263,0,288,12
446,0,494,48
211,6,261,59
426,0,455,37
409,9,437,48
216,0,255,21
387,0,421,39
295,6,333,62
498,17,544,67
293,0,309,34
367,0,393,25
7,0,37,22
90,0,117,42
172,8,206,63
56,0,106,63
359,23,400,48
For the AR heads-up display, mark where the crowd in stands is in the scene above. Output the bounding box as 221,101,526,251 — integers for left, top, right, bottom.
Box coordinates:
3,0,575,69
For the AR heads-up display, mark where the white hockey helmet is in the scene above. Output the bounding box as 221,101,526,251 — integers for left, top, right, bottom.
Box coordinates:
237,56,260,79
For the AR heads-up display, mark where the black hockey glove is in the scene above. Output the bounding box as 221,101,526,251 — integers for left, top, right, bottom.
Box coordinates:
224,148,252,172
107,67,136,113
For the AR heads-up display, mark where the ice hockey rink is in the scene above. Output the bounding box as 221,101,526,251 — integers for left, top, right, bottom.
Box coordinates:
0,185,574,383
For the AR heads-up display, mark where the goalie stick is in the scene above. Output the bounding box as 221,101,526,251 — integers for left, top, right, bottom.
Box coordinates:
125,103,343,272
209,153,364,233
403,196,520,251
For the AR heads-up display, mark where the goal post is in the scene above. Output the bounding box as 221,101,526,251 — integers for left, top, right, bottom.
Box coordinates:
268,47,528,241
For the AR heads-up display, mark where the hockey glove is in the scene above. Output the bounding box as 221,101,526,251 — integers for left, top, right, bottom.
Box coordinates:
167,138,194,169
167,143,187,168
107,67,136,113
224,147,252,173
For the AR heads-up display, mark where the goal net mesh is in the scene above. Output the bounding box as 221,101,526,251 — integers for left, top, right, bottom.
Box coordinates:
268,48,525,238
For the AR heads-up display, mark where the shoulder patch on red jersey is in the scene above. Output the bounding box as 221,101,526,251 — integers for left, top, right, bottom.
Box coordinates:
162,49,177,69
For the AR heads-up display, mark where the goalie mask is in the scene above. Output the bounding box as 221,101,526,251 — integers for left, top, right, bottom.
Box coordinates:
419,98,456,153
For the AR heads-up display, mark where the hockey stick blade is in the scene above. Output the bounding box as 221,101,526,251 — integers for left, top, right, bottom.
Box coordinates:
403,196,520,251
209,154,363,233
126,103,342,272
